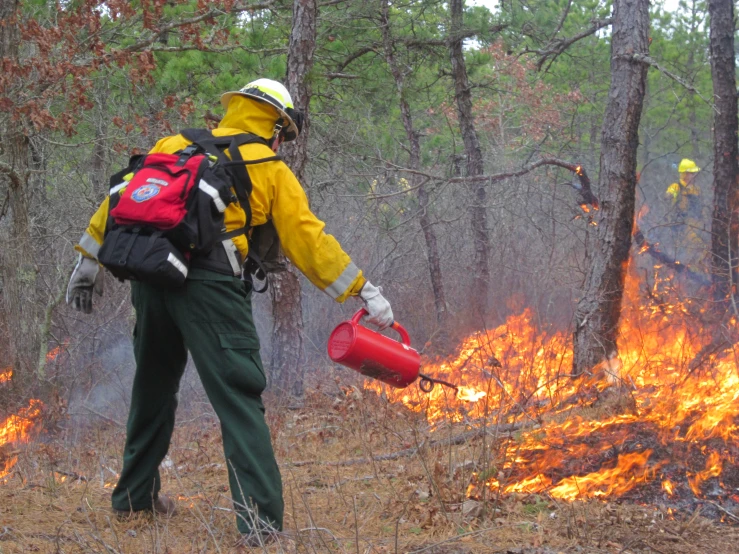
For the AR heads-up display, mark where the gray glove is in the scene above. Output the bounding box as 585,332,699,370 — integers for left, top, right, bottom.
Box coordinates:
359,281,393,330
66,255,104,314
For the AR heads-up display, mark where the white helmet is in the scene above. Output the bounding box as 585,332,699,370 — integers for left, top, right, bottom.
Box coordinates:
220,78,303,141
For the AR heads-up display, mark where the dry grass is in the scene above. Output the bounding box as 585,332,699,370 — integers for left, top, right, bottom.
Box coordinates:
1,380,737,554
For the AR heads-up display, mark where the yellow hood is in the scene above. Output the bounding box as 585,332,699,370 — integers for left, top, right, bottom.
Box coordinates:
218,95,278,140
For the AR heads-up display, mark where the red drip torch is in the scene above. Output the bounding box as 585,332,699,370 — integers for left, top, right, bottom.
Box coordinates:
327,309,458,392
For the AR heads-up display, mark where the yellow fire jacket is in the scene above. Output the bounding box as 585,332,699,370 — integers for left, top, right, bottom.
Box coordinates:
76,95,365,302
666,180,701,216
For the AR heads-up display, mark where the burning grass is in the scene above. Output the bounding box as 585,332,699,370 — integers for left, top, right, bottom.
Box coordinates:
0,383,737,553
0,399,44,480
366,267,739,515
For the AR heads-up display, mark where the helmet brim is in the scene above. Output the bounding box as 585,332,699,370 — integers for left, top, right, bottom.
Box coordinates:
220,91,300,140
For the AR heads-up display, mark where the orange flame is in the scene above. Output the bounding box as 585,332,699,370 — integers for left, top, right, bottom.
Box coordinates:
457,386,486,403
662,479,675,496
0,456,18,480
0,399,43,446
687,451,723,497
0,399,44,481
0,368,11,385
365,266,739,502
46,341,68,362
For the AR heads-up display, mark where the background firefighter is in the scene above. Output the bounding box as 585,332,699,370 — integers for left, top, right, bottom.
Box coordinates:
65,79,394,543
663,158,710,272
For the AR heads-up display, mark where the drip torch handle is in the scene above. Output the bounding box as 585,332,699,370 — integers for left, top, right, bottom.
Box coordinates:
351,308,369,325
390,321,411,346
350,309,412,346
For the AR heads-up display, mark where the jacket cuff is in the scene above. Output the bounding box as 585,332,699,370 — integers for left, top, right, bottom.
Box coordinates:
75,231,101,260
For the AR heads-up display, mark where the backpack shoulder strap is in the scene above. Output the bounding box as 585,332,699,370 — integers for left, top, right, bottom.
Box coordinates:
179,129,254,228
179,128,216,149
177,130,283,286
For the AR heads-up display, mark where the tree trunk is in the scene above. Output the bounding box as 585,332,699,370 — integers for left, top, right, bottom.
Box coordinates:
688,0,702,161
380,0,447,328
449,0,489,315
0,0,39,379
572,0,649,375
708,0,738,303
269,0,317,399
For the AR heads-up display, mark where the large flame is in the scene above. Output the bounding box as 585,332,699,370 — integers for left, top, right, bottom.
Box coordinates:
0,399,44,481
365,267,739,503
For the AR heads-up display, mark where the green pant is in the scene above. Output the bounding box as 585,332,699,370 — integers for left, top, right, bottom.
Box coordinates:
111,269,283,533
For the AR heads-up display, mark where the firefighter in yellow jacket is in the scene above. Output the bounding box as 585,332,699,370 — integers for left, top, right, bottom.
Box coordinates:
664,158,707,269
65,79,393,544
666,158,702,219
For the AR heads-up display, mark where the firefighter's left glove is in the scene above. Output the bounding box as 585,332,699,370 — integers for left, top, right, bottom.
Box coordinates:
360,281,394,330
66,255,104,314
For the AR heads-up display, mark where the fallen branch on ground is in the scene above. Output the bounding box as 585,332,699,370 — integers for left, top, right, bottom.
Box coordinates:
286,423,534,467
633,227,711,287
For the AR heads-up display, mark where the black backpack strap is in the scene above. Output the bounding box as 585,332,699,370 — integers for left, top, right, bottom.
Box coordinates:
179,129,279,232
109,155,144,191
178,129,282,291
226,138,254,230
180,128,216,148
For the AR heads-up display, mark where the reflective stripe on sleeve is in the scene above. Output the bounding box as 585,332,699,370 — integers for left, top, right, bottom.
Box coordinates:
222,239,242,276
110,182,127,195
324,262,360,300
199,180,227,212
79,231,101,259
166,253,188,278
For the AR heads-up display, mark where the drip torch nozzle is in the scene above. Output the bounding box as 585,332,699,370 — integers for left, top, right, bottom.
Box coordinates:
418,372,459,393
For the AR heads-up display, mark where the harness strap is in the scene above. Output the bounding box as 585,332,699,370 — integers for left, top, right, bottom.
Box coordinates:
178,129,281,289
179,129,280,236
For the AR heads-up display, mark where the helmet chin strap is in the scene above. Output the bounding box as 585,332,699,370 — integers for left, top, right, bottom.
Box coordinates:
271,119,285,152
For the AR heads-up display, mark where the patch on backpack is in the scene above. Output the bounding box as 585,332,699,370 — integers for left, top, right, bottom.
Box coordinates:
131,184,161,203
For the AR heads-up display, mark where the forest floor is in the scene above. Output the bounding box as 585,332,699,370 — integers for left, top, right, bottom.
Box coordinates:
1,380,738,554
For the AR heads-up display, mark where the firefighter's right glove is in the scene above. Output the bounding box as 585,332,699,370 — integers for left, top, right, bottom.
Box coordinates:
66,255,104,314
360,281,394,330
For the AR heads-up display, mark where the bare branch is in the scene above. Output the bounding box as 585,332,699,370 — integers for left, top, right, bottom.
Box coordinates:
551,0,573,39
382,157,599,209
332,25,506,74
122,1,278,53
403,24,507,49
630,53,717,112
523,18,613,71
324,72,360,80
632,226,711,286
148,45,286,54
334,46,376,73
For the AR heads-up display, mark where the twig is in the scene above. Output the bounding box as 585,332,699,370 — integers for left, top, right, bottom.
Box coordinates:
521,18,613,72
287,425,532,467
80,406,124,427
53,469,89,482
706,500,739,523
121,1,277,53
376,157,598,208
631,54,716,112
352,496,360,554
405,525,499,553
633,226,711,286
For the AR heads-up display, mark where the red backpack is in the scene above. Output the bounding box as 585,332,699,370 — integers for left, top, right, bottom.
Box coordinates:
98,129,278,286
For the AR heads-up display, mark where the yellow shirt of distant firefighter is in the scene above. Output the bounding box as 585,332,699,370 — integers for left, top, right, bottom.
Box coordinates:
666,159,700,212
